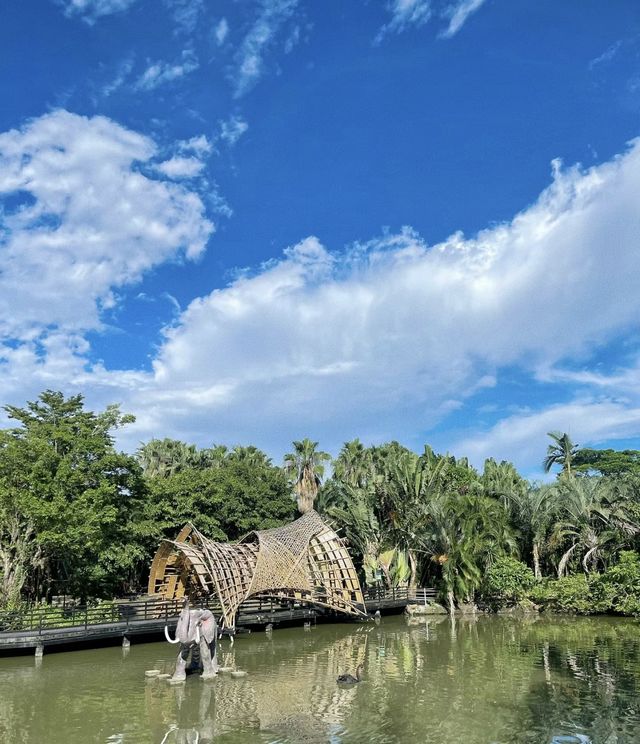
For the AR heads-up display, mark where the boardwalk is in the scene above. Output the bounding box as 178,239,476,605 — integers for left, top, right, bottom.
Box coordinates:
0,588,436,655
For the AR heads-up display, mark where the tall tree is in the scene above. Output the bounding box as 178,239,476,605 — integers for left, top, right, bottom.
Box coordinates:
136,438,204,478
551,477,639,577
145,457,295,542
572,448,640,477
511,485,558,579
424,491,517,614
283,439,330,514
332,439,372,489
0,391,145,600
227,445,272,468
544,431,578,478
482,458,528,508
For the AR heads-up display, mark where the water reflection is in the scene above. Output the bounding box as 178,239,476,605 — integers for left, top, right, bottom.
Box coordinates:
0,615,639,743
148,626,374,743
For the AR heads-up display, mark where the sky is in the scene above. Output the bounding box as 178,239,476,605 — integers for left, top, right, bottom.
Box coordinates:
1,0,640,477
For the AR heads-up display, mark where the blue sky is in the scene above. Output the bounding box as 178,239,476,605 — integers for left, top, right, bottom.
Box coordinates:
1,0,640,476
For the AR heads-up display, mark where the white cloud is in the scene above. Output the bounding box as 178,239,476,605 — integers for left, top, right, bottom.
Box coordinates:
3,125,640,470
56,0,138,22
231,0,300,98
135,51,199,91
215,17,230,46
0,110,214,340
440,0,487,38
155,156,205,179
453,400,640,476
178,135,213,157
376,0,432,42
163,0,204,35
100,55,135,98
219,116,249,146
108,139,640,457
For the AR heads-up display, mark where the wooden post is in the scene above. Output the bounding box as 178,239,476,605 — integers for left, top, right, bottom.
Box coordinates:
35,643,44,658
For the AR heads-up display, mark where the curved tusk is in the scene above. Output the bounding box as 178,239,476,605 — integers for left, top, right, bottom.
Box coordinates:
195,624,201,645
164,625,180,644
229,632,234,647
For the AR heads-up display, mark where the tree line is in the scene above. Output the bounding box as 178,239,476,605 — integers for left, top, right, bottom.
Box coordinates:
1,391,639,615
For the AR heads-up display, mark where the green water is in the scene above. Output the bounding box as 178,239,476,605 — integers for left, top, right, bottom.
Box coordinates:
1,614,639,743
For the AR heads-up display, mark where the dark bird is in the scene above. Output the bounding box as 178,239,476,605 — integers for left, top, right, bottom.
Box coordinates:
337,664,364,684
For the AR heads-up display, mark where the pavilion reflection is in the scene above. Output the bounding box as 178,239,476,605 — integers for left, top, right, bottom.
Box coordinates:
148,619,436,743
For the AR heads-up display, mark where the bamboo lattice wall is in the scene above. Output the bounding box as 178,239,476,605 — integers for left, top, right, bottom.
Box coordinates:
148,510,365,625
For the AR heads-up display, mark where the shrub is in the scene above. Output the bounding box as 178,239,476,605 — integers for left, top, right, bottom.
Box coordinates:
592,551,640,616
482,557,536,603
529,574,594,614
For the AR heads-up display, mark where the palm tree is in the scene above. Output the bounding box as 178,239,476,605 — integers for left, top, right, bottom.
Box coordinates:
137,438,200,478
324,484,384,586
332,439,372,488
544,431,578,478
199,444,229,468
385,452,448,589
514,484,558,579
283,438,331,514
227,445,272,467
551,477,639,576
424,491,517,614
482,458,528,509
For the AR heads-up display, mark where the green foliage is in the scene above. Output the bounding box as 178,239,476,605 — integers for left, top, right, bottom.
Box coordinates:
573,448,640,477
145,457,295,542
482,557,535,603
530,575,596,614
283,438,330,514
544,431,578,477
591,551,640,616
530,552,640,616
0,390,295,607
1,391,639,622
0,391,146,601
426,491,517,605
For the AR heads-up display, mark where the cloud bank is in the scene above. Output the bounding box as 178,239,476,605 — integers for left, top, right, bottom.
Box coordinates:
1,111,640,472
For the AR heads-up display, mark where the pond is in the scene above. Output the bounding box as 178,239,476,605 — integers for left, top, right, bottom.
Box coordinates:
0,614,639,743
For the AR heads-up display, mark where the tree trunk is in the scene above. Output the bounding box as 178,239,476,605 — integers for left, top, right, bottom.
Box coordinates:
557,543,578,578
532,542,541,580
408,549,418,591
447,589,455,616
0,516,41,607
296,474,318,514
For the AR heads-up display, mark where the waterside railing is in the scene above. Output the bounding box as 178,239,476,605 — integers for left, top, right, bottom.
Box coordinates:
0,586,436,636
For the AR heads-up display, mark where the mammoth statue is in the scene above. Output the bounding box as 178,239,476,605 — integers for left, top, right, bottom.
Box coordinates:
165,600,219,681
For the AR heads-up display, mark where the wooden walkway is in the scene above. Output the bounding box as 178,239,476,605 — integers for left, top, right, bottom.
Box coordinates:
0,588,436,655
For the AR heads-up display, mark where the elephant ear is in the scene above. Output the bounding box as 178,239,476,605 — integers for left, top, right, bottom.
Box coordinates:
175,605,192,643
199,614,217,644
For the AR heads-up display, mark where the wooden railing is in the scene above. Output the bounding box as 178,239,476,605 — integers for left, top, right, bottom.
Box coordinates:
362,586,409,603
0,597,217,635
0,587,437,635
408,587,437,604
361,586,436,605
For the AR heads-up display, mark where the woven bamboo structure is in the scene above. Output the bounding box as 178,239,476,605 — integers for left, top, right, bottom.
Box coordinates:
148,510,365,625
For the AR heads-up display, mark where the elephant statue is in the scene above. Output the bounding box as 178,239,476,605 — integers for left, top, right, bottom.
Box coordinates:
165,600,219,681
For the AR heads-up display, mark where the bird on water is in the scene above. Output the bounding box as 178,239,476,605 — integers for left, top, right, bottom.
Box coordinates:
337,664,364,684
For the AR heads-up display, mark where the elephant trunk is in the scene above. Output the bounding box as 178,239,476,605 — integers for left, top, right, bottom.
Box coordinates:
164,625,180,644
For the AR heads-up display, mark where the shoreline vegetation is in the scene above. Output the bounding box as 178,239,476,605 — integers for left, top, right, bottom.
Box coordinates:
1,391,639,618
